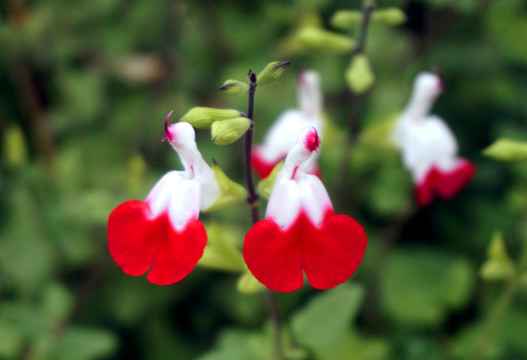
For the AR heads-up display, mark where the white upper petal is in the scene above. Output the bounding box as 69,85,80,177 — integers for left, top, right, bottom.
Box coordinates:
265,128,332,229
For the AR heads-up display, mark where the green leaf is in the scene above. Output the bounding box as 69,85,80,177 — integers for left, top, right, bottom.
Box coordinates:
205,162,247,212
359,112,400,150
198,222,246,273
345,54,375,93
482,138,527,162
195,329,254,360
291,283,364,349
0,323,24,359
41,283,74,323
256,161,284,200
53,327,118,360
382,250,475,327
480,231,515,281
257,61,291,86
2,124,28,169
330,10,362,30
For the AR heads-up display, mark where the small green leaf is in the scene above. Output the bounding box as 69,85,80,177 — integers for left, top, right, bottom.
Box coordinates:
257,61,291,86
211,117,251,145
345,54,375,93
372,7,406,25
237,271,266,294
0,323,24,358
199,222,245,273
480,231,515,281
291,283,364,349
219,79,249,95
295,27,354,53
205,162,247,212
330,10,362,30
256,161,284,200
483,138,527,162
181,107,241,129
359,112,400,150
125,153,147,198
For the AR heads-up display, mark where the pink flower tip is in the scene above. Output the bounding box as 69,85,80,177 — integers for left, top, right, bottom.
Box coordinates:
303,128,320,153
162,110,175,142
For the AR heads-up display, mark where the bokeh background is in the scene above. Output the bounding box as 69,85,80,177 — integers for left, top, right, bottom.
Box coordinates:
1,0,527,359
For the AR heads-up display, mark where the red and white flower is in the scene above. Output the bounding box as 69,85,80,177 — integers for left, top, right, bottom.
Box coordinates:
393,72,475,207
244,128,367,292
252,69,323,178
107,113,221,285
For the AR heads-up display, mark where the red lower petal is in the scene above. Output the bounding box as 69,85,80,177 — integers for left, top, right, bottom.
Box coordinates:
252,151,280,179
243,212,367,292
243,219,304,292
415,170,438,207
107,200,206,285
434,159,476,200
303,214,367,290
147,219,207,285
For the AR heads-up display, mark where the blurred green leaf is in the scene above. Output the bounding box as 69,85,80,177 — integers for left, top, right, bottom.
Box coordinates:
291,283,364,349
382,249,475,327
480,231,515,281
199,222,245,273
195,329,254,360
237,271,266,295
53,327,118,360
0,323,24,359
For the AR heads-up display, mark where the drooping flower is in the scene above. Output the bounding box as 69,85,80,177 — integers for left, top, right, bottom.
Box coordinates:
252,69,324,178
244,128,367,292
392,72,476,207
107,113,222,285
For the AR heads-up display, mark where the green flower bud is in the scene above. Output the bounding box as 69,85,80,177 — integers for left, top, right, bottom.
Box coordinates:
219,79,249,95
373,7,406,25
330,10,363,30
345,54,375,93
257,61,291,86
237,271,266,294
3,124,28,169
295,27,354,53
181,107,240,129
483,138,527,162
204,161,247,212
211,117,251,145
480,232,516,281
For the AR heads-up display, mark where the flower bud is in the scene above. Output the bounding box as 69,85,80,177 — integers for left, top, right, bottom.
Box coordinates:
219,79,249,95
3,124,28,169
330,10,363,30
373,7,406,25
211,117,251,145
345,54,375,93
483,138,527,162
295,27,354,53
480,232,515,281
257,61,291,86
181,107,240,129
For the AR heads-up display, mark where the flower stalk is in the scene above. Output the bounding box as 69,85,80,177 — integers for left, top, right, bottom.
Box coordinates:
242,69,282,360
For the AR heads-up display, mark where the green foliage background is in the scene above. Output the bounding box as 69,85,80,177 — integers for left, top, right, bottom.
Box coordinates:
1,0,527,359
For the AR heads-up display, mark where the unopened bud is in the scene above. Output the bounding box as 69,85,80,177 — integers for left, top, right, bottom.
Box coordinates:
211,117,251,145
295,27,354,53
181,107,240,129
483,138,527,162
257,61,291,86
330,10,363,30
373,7,406,25
345,54,375,93
3,124,28,169
219,79,249,95
480,232,516,281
